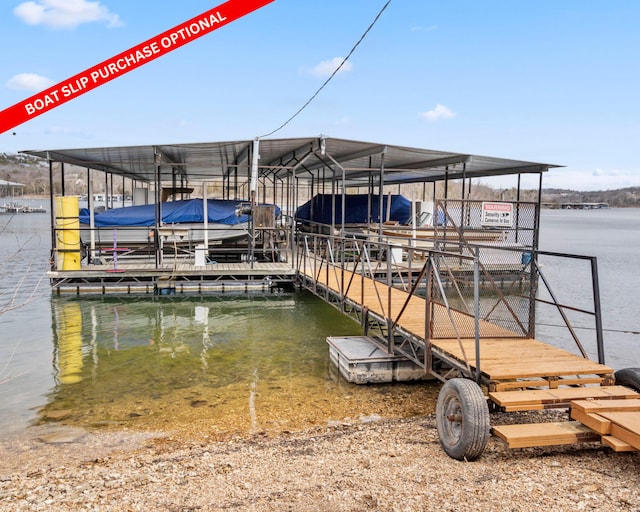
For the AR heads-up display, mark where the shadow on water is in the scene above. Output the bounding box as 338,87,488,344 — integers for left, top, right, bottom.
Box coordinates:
44,292,437,439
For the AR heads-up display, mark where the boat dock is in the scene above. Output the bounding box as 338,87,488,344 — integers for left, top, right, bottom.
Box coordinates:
297,232,640,459
49,260,295,294
24,136,640,461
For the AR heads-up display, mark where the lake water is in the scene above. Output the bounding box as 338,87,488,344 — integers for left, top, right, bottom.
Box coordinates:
0,205,638,440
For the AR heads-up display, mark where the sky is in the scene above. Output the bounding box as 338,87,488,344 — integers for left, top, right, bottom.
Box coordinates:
1,0,639,191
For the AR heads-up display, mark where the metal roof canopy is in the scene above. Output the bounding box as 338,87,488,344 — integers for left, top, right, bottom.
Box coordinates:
22,136,559,187
0,179,26,188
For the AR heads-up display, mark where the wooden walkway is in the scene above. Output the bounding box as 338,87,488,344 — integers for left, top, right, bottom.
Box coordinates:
50,261,295,277
301,257,640,452
48,261,296,294
300,258,614,388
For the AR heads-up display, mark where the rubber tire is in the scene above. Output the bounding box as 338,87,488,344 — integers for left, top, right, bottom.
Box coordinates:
614,367,640,393
436,378,490,461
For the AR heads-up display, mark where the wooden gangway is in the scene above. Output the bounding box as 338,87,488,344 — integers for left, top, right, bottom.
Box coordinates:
298,244,640,459
299,255,614,390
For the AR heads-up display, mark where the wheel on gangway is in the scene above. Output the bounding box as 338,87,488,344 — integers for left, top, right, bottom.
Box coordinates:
614,367,640,393
436,378,490,461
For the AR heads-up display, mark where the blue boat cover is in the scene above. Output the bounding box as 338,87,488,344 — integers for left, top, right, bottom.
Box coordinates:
295,194,412,225
80,199,279,227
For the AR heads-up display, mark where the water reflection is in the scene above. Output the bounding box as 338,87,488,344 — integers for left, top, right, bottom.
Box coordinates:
55,302,83,384
45,293,436,438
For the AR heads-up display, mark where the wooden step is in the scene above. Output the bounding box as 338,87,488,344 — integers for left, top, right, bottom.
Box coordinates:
571,398,640,414
570,409,611,434
569,399,640,451
602,412,640,450
602,435,637,452
492,421,601,448
489,386,639,412
492,376,607,392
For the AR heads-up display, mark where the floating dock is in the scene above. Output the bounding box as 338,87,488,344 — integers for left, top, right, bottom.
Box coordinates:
327,335,425,384
25,136,640,460
49,260,295,294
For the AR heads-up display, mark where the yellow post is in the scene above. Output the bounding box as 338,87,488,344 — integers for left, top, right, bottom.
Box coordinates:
55,196,81,271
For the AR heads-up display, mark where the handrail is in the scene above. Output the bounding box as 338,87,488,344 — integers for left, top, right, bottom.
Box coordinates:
467,243,605,364
295,223,606,374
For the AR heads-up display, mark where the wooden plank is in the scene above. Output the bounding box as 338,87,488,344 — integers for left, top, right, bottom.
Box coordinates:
492,379,552,391
609,422,640,451
601,435,637,452
490,386,638,411
492,421,600,448
548,377,605,388
600,410,640,432
492,377,606,391
570,409,611,435
571,399,640,413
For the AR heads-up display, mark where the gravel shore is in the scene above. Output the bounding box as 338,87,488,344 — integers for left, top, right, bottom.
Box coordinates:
2,414,639,511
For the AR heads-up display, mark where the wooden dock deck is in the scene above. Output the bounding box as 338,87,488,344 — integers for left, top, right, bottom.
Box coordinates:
49,261,296,293
299,257,614,388
299,256,640,456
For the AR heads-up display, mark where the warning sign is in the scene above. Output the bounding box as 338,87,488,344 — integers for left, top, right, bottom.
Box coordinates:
481,202,513,227
0,0,274,134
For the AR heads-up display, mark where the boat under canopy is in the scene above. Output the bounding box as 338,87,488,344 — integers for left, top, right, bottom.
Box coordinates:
296,194,412,226
79,198,269,227
79,198,281,248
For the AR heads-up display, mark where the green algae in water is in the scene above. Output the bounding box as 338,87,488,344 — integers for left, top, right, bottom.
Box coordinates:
41,292,437,436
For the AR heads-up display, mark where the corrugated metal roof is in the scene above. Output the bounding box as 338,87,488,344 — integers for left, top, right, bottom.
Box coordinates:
22,136,559,186
0,179,25,187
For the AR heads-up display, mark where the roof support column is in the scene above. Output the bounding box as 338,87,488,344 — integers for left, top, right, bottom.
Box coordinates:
288,150,315,269
461,162,467,228
378,150,386,240
47,153,55,270
88,168,96,262
249,139,260,268
61,162,65,196
153,147,162,269
515,174,522,244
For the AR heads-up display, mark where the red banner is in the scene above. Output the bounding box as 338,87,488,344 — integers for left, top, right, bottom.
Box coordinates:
0,0,274,134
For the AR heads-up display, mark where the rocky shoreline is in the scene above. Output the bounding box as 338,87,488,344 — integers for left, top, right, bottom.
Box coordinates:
2,414,639,511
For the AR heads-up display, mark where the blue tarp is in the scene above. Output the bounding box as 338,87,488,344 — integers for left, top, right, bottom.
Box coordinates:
80,199,279,227
295,194,412,225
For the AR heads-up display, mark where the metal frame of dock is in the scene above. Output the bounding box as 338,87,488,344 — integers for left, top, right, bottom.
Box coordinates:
296,231,640,459
23,136,640,460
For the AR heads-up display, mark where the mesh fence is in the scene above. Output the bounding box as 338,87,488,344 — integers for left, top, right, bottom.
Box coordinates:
428,248,533,339
434,199,538,248
426,200,539,339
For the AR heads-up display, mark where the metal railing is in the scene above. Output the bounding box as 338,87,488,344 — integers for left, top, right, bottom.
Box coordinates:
295,228,607,382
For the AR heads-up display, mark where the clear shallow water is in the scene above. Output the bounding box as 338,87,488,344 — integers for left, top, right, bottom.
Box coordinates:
0,206,639,439
0,208,434,439
537,208,640,369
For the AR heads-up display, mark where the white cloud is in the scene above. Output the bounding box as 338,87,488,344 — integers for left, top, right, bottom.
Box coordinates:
14,0,123,29
305,57,353,78
411,25,437,32
544,168,640,191
45,125,93,139
6,73,55,91
593,168,620,177
419,104,456,122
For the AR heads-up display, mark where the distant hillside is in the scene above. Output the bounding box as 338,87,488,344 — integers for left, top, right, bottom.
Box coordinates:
0,152,49,194
1,152,639,206
542,187,640,208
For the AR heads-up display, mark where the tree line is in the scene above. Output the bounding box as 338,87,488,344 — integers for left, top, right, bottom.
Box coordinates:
1,152,639,207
